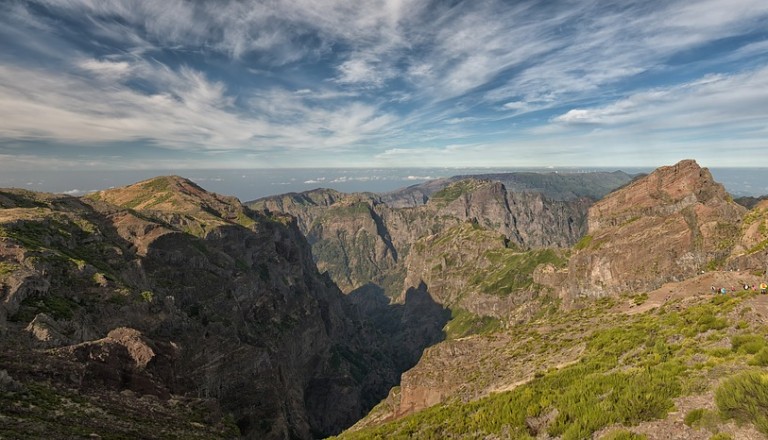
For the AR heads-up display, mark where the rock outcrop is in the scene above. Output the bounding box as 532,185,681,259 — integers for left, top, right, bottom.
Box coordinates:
561,160,746,298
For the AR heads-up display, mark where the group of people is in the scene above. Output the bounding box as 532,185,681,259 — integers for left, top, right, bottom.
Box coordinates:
711,283,768,295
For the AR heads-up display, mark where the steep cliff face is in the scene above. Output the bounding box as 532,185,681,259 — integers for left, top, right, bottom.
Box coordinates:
0,178,401,439
561,160,746,298
250,171,627,300
402,222,567,321
728,199,768,272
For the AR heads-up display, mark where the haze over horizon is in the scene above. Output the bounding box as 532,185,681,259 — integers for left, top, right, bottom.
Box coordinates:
1,0,767,170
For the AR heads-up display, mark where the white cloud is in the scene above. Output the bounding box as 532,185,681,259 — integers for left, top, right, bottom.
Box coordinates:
551,68,768,131
3,0,768,168
78,59,133,80
0,58,400,153
335,58,392,87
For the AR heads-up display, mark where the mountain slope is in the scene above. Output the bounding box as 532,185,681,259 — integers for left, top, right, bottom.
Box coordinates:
0,179,405,439
337,287,768,440
336,160,768,433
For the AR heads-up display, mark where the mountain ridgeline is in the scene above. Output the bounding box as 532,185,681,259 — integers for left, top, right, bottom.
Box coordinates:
0,176,437,439
3,161,768,439
247,171,635,299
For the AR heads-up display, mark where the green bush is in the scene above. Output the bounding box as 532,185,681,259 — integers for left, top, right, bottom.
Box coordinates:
750,348,768,366
715,371,768,434
682,407,720,431
709,433,733,440
602,429,647,440
684,408,705,426
731,334,766,354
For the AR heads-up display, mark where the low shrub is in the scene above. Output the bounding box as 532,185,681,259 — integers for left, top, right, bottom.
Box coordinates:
731,334,766,354
715,371,768,434
602,429,647,440
684,408,705,426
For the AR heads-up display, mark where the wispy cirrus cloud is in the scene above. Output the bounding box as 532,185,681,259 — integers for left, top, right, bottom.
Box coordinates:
0,58,398,152
551,67,768,131
1,0,768,168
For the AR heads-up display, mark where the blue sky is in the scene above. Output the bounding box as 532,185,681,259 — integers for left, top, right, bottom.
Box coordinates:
1,0,767,169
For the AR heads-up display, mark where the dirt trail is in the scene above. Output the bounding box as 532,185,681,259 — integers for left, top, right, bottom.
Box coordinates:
619,271,764,315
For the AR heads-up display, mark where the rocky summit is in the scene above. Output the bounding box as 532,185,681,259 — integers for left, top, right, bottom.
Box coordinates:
559,160,747,299
3,161,768,440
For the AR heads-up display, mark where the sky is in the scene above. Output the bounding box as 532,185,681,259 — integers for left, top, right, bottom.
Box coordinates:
1,0,767,170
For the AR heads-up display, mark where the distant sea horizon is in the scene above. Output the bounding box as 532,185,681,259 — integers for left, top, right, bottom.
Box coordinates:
1,167,766,201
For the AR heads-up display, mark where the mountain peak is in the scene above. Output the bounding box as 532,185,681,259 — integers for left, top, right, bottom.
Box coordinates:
562,160,746,297
89,175,257,235
588,159,728,233
91,175,226,212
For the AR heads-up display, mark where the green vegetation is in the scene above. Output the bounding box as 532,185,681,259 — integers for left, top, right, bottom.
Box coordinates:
0,261,18,277
715,371,768,435
574,234,593,250
473,248,566,296
11,294,78,322
709,433,733,440
684,408,705,426
235,210,256,228
747,238,768,255
731,334,766,354
444,308,502,339
0,379,240,439
632,292,649,306
602,430,647,440
327,201,371,217
683,408,720,432
742,207,767,226
336,292,768,440
140,290,154,303
142,176,172,192
430,180,488,206
336,307,687,439
749,347,768,366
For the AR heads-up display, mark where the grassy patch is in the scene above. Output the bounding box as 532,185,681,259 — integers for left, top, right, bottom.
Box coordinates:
684,408,705,426
11,294,78,322
731,334,766,355
574,234,594,250
472,248,566,296
430,180,487,206
602,430,647,440
336,293,768,440
747,238,768,255
444,308,502,339
715,371,768,435
0,261,19,277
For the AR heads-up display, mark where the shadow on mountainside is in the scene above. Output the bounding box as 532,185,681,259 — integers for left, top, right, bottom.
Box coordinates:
348,281,450,374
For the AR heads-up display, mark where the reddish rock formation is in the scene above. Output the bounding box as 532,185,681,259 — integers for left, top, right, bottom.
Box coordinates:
563,160,746,298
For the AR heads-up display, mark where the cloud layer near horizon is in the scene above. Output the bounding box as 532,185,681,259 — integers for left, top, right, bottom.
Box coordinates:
1,0,767,169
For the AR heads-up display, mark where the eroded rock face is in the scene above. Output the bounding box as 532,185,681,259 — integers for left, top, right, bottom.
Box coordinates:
728,200,768,272
0,181,403,440
25,313,72,348
562,160,747,298
250,172,627,299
